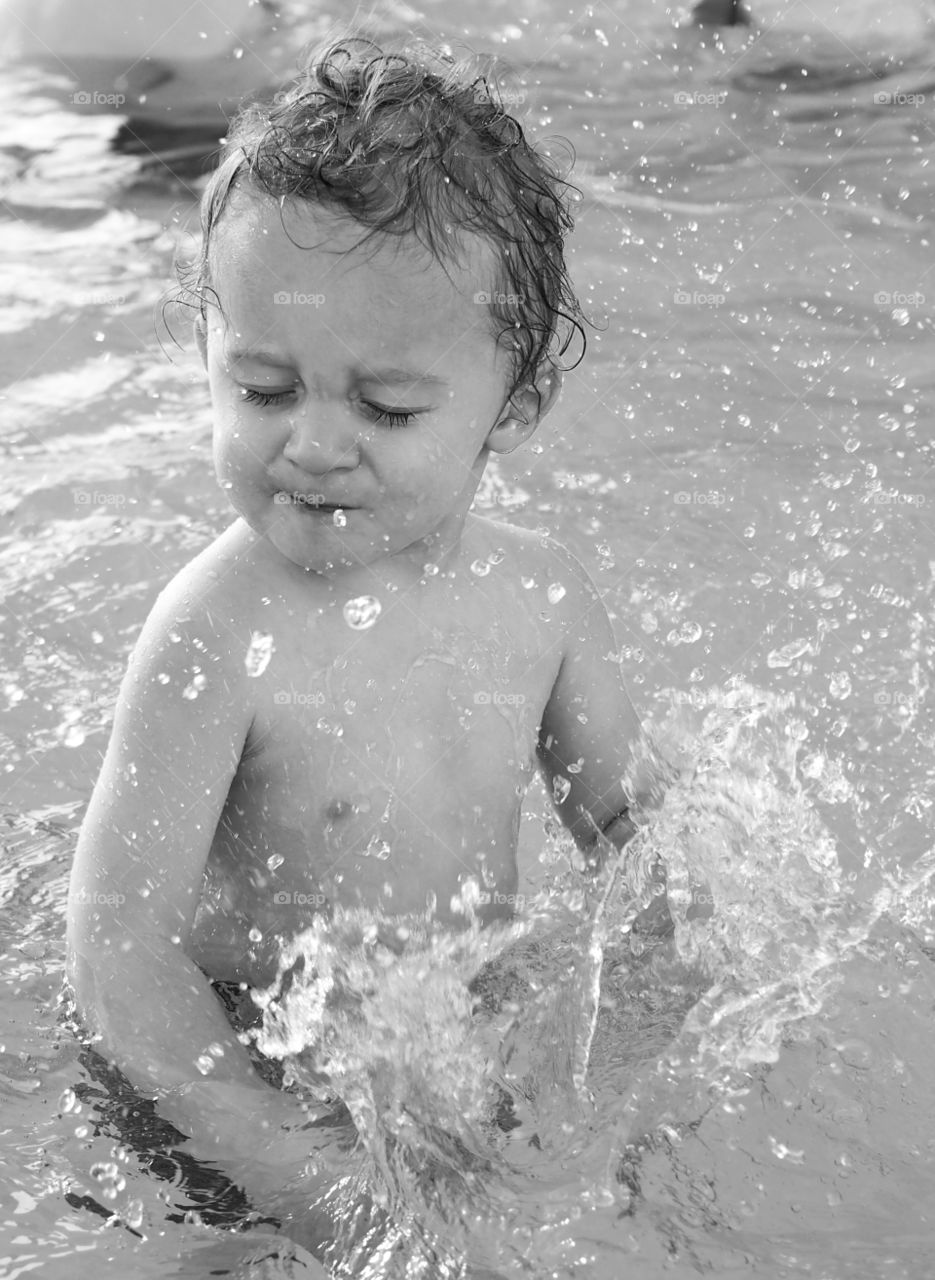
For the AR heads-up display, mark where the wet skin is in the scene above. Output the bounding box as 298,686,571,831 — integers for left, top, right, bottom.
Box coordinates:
67,192,638,1071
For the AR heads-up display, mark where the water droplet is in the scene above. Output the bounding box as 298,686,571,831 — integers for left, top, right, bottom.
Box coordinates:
767,638,812,668
244,631,274,677
547,582,566,604
343,596,381,630
156,672,170,684
267,853,284,870
333,508,347,527
470,559,491,577
62,724,86,747
248,926,263,943
364,834,392,860
521,576,536,589
182,672,207,699
195,1054,215,1074
552,775,571,804
829,672,851,700
58,1088,78,1113
488,548,506,565
422,562,440,577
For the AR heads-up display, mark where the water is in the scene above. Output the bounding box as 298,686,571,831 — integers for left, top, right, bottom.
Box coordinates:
3,1,935,1275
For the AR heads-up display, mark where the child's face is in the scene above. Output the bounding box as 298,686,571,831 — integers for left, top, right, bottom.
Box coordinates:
198,192,547,579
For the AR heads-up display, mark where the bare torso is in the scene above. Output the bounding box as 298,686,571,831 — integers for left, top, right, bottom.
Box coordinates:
186,514,567,987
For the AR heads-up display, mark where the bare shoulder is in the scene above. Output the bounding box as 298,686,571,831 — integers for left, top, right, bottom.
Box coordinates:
137,519,279,671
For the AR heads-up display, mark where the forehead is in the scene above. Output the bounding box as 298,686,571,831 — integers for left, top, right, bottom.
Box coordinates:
206,189,504,370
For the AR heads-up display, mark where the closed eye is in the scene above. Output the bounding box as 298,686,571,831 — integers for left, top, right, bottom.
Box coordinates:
359,400,421,429
240,387,292,408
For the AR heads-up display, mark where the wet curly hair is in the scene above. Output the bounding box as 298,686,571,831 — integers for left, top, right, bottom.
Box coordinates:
176,34,586,398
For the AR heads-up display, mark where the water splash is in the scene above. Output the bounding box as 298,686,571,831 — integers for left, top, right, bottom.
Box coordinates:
248,682,935,1276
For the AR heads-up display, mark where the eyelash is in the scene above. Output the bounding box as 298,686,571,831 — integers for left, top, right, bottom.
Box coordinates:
239,387,417,428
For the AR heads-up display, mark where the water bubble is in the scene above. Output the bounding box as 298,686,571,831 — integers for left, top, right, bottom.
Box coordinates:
182,672,206,699
343,596,382,630
248,926,263,943
470,559,491,577
767,638,812,668
552,775,571,804
422,562,440,577
58,1088,78,1113
829,672,851,700
364,835,392,860
547,582,566,605
244,631,275,677
487,548,506,565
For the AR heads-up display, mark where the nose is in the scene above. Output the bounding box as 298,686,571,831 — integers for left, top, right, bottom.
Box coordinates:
282,405,360,474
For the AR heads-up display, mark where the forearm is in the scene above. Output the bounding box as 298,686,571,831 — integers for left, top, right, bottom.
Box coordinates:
67,932,307,1162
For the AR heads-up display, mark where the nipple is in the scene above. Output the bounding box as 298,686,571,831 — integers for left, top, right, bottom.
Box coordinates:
324,798,353,822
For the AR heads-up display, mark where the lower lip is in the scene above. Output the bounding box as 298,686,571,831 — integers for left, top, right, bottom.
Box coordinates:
285,497,355,517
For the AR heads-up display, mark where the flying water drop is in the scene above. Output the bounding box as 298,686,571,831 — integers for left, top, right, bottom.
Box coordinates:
343,596,382,630
244,631,275,678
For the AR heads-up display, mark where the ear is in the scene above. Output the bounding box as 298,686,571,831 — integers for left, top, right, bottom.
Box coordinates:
193,314,208,368
486,366,562,456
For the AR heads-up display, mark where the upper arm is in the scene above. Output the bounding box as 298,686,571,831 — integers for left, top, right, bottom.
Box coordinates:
66,560,254,984
536,542,641,851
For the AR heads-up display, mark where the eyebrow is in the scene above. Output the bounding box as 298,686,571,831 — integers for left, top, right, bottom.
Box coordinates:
226,349,449,387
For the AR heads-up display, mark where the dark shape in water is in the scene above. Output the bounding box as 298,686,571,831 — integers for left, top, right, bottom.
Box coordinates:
692,0,751,25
